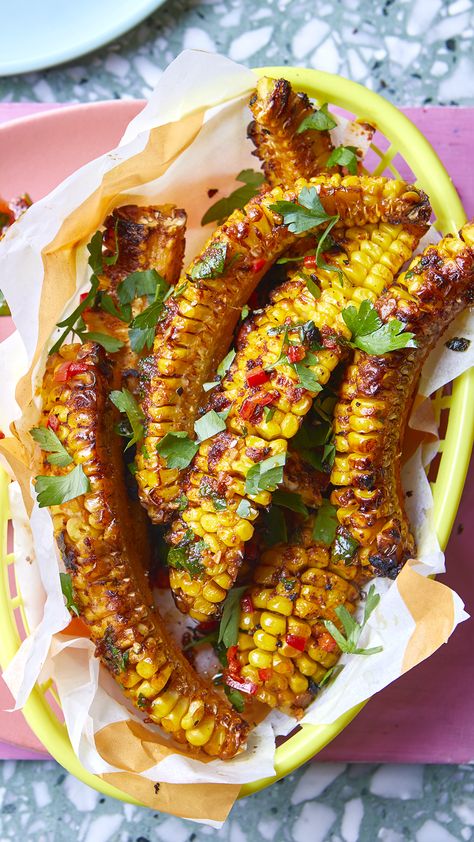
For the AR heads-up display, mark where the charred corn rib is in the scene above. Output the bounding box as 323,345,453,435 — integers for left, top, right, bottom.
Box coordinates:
84,204,186,391
167,220,428,620
331,223,474,578
234,516,367,717
136,175,430,526
248,77,336,184
37,342,248,759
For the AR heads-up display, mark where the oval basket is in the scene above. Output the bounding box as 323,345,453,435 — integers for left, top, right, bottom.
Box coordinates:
0,66,472,804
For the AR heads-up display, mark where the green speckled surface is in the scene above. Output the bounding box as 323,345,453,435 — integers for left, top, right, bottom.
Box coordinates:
1,0,474,839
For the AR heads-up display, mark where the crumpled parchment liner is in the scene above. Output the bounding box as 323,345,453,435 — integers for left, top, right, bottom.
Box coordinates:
0,50,471,824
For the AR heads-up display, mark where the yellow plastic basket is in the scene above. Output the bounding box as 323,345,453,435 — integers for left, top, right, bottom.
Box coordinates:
0,67,473,805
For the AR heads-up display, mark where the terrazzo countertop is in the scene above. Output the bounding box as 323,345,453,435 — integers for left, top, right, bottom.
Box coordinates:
1,0,474,840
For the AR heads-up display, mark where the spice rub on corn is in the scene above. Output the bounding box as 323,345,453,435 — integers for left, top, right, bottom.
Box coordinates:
35,342,248,759
248,76,336,185
331,223,474,578
166,220,428,621
136,174,430,528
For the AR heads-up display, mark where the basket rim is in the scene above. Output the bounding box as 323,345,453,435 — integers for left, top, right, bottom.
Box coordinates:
0,66,471,806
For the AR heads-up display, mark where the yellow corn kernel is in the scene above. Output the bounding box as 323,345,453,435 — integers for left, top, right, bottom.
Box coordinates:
253,629,277,652
161,697,190,732
287,617,312,638
266,595,294,616
238,633,255,652
280,413,299,438
186,715,216,746
241,664,260,683
202,581,227,603
135,680,156,699
252,590,271,609
289,673,309,694
235,519,254,541
204,725,227,757
248,648,273,669
240,612,258,632
200,513,219,533
272,652,294,676
260,611,287,636
150,689,179,718
256,689,278,708
181,699,205,730
214,572,234,590
152,664,174,694
136,658,157,680
296,654,319,676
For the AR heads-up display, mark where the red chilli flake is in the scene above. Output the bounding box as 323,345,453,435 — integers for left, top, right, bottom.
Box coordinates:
54,361,89,383
225,675,258,696
226,645,241,677
246,367,270,388
287,345,306,363
317,630,338,653
46,414,60,432
251,258,266,273
303,255,317,269
0,430,5,440
240,392,274,421
258,668,272,681
285,633,306,652
240,594,254,614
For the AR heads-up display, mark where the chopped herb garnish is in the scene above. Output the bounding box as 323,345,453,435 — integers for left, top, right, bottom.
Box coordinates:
86,230,105,275
297,102,337,133
236,499,253,518
98,292,131,323
117,269,165,305
167,540,206,577
109,388,144,450
324,584,383,656
319,664,344,687
293,360,322,392
241,304,250,321
80,331,124,353
35,464,90,508
127,273,170,353
342,299,417,355
60,572,79,616
201,170,265,226
30,427,73,467
49,275,99,356
137,693,148,709
332,527,359,565
194,409,227,442
305,276,321,299
218,586,247,648
102,626,129,674
272,489,308,517
191,242,228,280
224,685,246,712
245,452,286,496
312,499,338,546
326,145,359,175
262,505,287,547
314,215,344,282
217,348,236,378
263,405,276,422
269,186,336,235
156,431,199,469
199,478,226,511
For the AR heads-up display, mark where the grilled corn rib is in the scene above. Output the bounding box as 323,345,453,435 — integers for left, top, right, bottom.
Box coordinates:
331,223,474,578
248,77,336,184
84,204,186,391
166,220,428,621
36,342,248,759
136,175,430,526
234,515,367,717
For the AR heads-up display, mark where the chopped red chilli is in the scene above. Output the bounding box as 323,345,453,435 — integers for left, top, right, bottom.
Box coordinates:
285,633,306,652
54,361,90,383
251,258,266,273
46,414,59,432
287,345,306,363
246,367,270,388
258,668,272,681
240,392,275,421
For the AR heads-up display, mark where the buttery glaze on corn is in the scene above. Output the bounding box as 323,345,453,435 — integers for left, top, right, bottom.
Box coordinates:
167,220,429,621
84,204,186,392
136,174,430,527
331,223,474,577
248,76,336,185
37,342,248,758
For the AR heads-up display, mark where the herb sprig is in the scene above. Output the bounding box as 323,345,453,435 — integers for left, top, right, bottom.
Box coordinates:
324,584,383,656
201,170,265,226
342,300,417,355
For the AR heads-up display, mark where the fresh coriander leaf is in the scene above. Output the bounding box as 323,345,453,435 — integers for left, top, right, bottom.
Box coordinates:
117,269,166,305
297,102,337,133
263,405,276,422
293,361,322,393
156,431,199,469
315,215,344,281
86,230,104,274
194,409,227,442
342,299,381,337
201,170,265,226
236,499,252,518
318,664,344,687
363,583,381,626
191,242,227,280
224,685,246,712
312,499,338,546
60,572,79,616
203,380,219,392
99,292,131,322
129,297,165,331
269,186,333,235
81,331,124,353
50,275,100,356
262,505,287,547
35,464,90,508
245,452,286,496
173,281,188,298
103,219,120,267
324,605,383,656
217,348,236,378
167,542,205,577
272,489,308,516
129,326,155,354
30,427,73,467
109,388,144,449
305,276,321,299
218,586,247,648
327,145,359,175
354,320,417,354
241,304,250,320
199,478,226,511
332,528,359,565
103,627,129,673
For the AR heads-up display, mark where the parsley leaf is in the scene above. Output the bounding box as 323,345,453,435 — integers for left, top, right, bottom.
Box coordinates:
35,464,90,508
109,389,144,450
30,427,73,467
269,186,335,235
224,685,246,712
327,145,359,175
314,215,344,282
342,300,417,355
167,542,205,577
332,528,359,565
194,409,227,442
191,243,227,280
49,275,100,356
80,331,124,353
203,348,236,392
323,584,383,656
262,505,288,547
156,431,199,469
245,452,286,496
117,269,165,305
218,586,247,648
98,292,131,323
199,478,226,511
201,170,265,226
297,103,337,133
305,276,321,299
60,572,79,616
236,499,253,518
312,499,338,546
293,361,322,392
86,230,105,275
272,489,308,517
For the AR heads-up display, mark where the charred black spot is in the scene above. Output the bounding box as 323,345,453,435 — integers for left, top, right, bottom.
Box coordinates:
445,336,471,352
369,554,400,579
